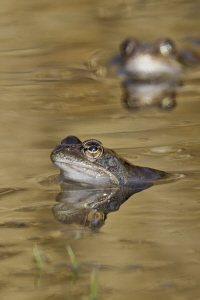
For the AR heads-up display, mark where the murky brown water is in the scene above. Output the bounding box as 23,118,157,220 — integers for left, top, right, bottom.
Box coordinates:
0,1,200,299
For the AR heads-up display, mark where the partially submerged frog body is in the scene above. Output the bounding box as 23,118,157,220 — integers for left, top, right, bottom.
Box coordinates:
117,37,199,82
51,135,168,187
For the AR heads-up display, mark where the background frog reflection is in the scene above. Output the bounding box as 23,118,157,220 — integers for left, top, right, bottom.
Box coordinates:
52,182,153,231
122,80,178,111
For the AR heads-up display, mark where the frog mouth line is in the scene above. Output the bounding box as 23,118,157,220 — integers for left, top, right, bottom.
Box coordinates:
52,159,119,186
51,154,99,171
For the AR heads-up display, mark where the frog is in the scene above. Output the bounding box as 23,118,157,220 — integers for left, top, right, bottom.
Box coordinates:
50,135,168,187
116,37,199,82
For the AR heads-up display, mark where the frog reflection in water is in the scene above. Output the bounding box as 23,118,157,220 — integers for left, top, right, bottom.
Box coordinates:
52,183,152,231
117,37,199,81
51,135,168,187
122,80,177,111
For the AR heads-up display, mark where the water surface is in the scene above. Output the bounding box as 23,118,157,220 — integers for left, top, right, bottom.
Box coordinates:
0,1,200,299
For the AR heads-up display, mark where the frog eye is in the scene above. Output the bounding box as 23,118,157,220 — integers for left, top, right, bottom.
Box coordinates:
120,37,139,56
82,139,103,160
157,38,176,57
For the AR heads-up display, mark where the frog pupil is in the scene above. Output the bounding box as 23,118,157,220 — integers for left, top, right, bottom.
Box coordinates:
88,146,98,152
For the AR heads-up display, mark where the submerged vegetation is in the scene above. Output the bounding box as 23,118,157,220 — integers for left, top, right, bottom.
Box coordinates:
89,268,99,300
67,244,99,299
33,244,45,287
33,244,44,271
66,244,79,284
33,244,99,299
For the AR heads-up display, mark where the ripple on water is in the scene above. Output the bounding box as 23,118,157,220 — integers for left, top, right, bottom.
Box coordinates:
150,146,185,154
148,146,193,160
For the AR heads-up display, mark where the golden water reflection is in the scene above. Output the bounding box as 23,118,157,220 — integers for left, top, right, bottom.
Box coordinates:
0,1,200,299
